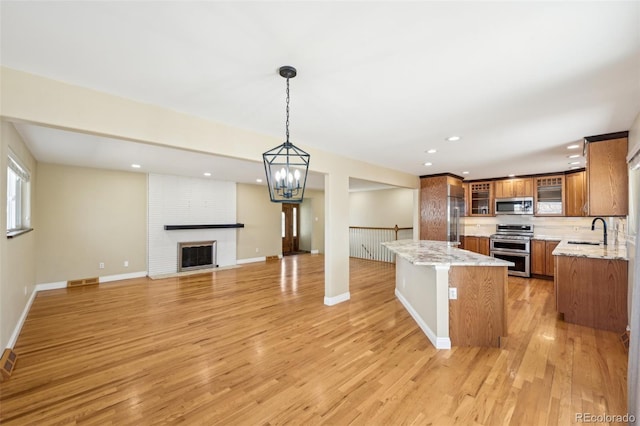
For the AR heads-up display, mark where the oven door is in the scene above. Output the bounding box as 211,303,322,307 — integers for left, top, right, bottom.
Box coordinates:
491,250,530,277
490,238,530,253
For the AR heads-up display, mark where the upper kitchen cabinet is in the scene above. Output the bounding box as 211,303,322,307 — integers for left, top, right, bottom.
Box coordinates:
420,175,465,242
534,175,564,216
565,170,586,217
585,133,628,216
468,181,493,216
494,177,533,198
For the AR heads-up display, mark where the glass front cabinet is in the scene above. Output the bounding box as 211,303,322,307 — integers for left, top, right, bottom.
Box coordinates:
469,181,493,216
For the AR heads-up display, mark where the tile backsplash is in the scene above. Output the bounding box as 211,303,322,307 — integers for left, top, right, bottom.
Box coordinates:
463,215,627,245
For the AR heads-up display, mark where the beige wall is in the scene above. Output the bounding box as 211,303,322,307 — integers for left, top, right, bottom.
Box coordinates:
35,163,147,284
236,184,325,259
1,67,419,304
349,188,414,228
236,183,282,259
1,120,37,349
301,189,325,253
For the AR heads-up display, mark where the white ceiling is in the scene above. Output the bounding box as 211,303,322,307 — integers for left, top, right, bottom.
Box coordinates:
1,1,639,186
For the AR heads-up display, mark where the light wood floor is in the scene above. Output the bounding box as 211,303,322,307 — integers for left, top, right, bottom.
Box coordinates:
0,255,628,425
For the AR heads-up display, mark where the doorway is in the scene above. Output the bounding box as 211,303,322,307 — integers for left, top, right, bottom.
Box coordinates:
281,203,300,255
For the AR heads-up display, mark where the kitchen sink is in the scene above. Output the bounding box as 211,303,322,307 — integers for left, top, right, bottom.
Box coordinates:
567,241,600,245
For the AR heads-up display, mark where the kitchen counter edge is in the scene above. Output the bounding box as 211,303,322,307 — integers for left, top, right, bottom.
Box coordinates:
382,239,514,267
552,240,628,261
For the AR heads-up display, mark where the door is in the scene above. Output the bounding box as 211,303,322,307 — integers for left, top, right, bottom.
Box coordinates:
282,203,300,255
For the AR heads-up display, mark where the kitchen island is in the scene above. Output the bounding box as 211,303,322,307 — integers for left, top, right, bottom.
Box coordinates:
553,240,628,332
382,240,513,349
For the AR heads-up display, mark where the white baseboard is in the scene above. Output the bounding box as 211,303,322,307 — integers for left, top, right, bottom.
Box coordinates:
35,281,67,291
237,256,266,264
395,288,451,350
6,288,39,349
100,271,147,283
311,249,319,254
324,292,350,306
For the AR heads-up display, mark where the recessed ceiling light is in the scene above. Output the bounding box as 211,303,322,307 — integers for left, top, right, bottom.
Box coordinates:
446,136,461,142
570,166,581,170
424,162,433,166
203,172,211,177
567,144,580,150
569,161,580,165
426,149,437,154
256,178,263,183
462,171,469,175
567,154,580,159
131,164,141,169
508,174,515,177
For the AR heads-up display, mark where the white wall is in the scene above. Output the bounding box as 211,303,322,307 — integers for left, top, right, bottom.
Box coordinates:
148,174,237,275
627,112,639,421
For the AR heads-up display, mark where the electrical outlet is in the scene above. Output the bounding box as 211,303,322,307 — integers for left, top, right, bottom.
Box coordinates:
256,248,259,253
24,286,27,296
449,287,458,300
124,260,129,267
99,262,105,269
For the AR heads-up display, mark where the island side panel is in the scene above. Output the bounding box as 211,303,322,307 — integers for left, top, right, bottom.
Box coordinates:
448,266,508,347
395,256,450,349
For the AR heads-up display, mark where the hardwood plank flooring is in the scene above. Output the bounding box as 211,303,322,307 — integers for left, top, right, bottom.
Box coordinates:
0,255,628,425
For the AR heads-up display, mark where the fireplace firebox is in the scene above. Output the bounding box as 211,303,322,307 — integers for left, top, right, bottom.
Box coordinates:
178,241,217,272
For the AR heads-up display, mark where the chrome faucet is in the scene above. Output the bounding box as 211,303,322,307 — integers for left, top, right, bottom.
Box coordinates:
591,217,607,246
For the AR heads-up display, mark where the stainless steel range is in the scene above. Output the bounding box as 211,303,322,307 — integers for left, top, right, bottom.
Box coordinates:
490,224,534,277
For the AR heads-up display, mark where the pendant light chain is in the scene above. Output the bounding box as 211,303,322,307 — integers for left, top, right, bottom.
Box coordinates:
263,65,309,203
285,77,290,143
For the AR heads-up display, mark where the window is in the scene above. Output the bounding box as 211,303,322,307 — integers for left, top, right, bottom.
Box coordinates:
281,212,285,238
7,152,30,234
293,207,297,237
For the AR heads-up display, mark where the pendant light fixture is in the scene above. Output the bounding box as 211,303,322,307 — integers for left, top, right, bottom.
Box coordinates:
263,66,310,203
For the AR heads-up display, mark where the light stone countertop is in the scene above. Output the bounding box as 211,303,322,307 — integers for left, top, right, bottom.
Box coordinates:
552,240,628,261
531,235,564,241
382,239,514,267
462,233,493,238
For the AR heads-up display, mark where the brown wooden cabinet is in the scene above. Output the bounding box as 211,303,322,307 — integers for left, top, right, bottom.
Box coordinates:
461,236,490,256
564,170,586,216
585,136,628,216
468,181,493,216
531,239,560,276
420,175,463,241
555,255,628,332
494,178,533,198
534,175,564,216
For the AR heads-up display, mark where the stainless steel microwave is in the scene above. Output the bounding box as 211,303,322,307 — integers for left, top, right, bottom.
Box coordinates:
495,197,534,215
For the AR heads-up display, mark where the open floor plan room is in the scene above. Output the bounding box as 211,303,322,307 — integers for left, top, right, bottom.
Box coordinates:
0,255,627,425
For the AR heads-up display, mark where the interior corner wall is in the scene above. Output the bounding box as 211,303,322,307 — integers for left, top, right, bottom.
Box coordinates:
236,183,282,260
35,163,147,284
627,111,640,420
1,120,37,349
349,187,414,228
301,189,325,253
